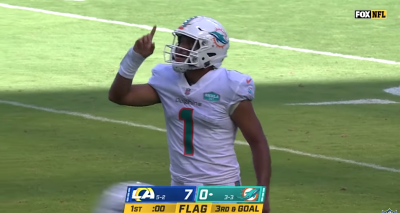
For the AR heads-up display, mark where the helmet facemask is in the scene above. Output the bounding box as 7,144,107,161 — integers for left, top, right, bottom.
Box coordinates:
164,32,216,73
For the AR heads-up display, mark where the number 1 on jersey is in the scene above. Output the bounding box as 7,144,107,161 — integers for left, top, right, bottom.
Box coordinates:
179,108,194,156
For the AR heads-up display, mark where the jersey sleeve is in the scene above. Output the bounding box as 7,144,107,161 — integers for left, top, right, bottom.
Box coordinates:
227,75,255,114
147,63,164,91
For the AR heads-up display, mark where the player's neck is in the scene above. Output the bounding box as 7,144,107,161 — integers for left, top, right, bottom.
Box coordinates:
184,68,213,85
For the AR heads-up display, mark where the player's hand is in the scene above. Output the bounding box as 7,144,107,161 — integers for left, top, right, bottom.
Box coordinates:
133,25,156,58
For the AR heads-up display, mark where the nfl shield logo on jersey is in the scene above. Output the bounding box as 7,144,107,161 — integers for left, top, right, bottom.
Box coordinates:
383,209,397,213
185,88,191,95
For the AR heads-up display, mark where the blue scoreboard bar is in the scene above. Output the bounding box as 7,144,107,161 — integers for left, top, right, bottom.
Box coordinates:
125,186,197,203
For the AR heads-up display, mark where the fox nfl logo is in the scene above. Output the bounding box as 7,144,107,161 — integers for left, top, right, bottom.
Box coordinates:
355,10,387,19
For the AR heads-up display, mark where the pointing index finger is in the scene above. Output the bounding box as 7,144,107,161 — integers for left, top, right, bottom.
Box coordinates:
150,25,157,38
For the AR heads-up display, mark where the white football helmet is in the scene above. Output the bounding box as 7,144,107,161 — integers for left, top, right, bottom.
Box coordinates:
93,181,154,213
164,16,230,73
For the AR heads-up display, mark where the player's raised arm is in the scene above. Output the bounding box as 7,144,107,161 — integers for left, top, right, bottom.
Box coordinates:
108,26,161,106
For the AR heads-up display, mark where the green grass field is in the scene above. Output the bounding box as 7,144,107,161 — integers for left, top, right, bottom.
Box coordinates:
1,0,400,212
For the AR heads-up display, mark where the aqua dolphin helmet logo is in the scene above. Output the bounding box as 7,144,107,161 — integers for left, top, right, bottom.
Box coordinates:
209,28,229,48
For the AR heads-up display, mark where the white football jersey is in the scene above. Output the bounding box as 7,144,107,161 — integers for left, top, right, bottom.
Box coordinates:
148,64,255,184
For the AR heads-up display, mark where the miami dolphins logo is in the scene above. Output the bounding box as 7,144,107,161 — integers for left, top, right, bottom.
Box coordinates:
179,16,198,29
237,188,260,201
209,28,229,48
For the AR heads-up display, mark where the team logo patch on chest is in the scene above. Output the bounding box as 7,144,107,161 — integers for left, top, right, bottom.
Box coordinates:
203,92,220,101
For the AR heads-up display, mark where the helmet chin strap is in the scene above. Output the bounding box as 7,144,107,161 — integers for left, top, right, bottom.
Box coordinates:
171,55,203,72
172,63,216,73
172,63,199,73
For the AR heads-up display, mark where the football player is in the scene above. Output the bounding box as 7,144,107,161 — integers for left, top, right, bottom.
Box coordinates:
108,16,271,212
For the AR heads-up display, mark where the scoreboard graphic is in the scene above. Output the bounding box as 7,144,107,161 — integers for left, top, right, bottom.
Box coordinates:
124,186,266,213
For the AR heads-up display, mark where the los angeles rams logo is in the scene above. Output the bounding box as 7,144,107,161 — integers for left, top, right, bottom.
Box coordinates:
209,28,229,48
131,188,155,201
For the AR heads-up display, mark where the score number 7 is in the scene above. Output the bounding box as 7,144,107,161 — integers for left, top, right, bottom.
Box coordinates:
184,189,193,200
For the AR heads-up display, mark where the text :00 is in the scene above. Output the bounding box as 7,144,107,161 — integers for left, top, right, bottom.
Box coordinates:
154,205,165,212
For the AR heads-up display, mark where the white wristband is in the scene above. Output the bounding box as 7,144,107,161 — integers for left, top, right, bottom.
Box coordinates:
118,47,145,79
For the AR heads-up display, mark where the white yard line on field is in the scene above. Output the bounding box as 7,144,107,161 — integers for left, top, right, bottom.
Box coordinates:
1,99,399,173
1,3,400,65
384,86,400,96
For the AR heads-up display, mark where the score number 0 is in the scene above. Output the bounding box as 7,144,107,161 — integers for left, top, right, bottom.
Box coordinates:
198,189,209,200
